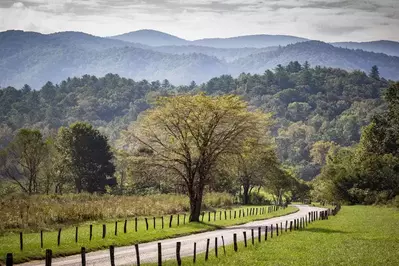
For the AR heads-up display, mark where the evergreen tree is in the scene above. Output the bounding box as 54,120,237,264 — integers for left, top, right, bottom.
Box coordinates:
369,65,380,80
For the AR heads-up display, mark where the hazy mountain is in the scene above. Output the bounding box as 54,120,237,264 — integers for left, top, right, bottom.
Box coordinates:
232,41,399,80
192,34,308,48
110,30,307,48
2,30,399,89
110,29,189,46
332,40,399,57
149,45,278,62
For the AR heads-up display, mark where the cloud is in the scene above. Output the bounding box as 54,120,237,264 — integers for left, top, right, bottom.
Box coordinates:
0,0,397,42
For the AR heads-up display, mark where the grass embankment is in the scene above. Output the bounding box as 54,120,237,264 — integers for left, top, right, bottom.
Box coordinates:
150,205,399,266
0,205,297,263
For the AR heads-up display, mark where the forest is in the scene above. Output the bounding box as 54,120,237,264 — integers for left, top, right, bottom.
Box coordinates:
0,62,398,209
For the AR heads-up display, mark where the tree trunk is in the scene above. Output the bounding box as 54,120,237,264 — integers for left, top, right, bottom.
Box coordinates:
243,183,250,205
189,186,204,222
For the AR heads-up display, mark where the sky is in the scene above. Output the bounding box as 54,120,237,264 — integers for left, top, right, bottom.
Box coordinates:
0,0,398,42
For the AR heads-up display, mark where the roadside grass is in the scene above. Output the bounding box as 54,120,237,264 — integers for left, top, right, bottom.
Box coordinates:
0,205,297,263
149,205,399,266
0,193,234,234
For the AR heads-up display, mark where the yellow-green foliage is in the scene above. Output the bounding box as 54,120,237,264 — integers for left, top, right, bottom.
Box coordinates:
0,193,233,233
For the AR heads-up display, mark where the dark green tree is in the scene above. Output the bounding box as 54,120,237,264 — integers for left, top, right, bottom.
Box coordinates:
369,65,380,80
56,122,115,193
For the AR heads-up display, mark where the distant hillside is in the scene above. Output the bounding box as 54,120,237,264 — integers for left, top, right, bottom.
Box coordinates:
232,41,399,80
332,40,399,57
150,45,278,62
110,30,307,48
1,31,399,89
110,29,189,46
192,34,308,48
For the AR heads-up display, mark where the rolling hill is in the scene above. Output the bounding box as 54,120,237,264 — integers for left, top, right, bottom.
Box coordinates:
1,30,399,89
332,40,399,57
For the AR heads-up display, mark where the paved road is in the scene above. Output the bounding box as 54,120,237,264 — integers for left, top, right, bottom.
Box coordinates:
20,205,326,266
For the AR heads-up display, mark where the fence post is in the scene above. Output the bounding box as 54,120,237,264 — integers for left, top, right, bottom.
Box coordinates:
239,209,241,218
176,242,182,266
258,227,261,242
81,247,86,266
135,217,138,232
169,215,173,228
184,214,186,225
45,249,52,266
115,221,118,235
229,210,232,219
145,218,149,230
90,225,93,241
110,245,115,266
214,211,216,221
234,210,236,219
251,229,255,245
102,224,106,239
290,221,293,231
205,239,210,261
208,212,211,222
215,237,218,257
57,228,61,246
162,216,164,229
294,219,296,230
193,242,197,263
243,231,247,247
280,222,283,235
20,232,23,251
271,224,273,238
224,210,227,220
219,211,222,220
265,226,268,241
6,253,13,266
124,219,128,233
135,244,140,266
41,230,44,248
178,214,180,226
285,220,288,232
221,236,226,255
158,243,162,266
75,226,79,242
276,224,279,236
233,233,238,252
154,217,156,229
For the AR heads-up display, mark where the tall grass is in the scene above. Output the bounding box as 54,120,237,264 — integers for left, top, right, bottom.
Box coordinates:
0,192,233,233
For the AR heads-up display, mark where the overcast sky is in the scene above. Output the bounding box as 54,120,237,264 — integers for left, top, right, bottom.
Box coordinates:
0,0,398,42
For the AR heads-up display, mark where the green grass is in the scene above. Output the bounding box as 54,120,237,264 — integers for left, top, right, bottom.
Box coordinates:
149,205,399,266
0,205,297,263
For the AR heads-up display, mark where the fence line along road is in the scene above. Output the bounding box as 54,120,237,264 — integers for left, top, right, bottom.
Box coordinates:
17,205,326,266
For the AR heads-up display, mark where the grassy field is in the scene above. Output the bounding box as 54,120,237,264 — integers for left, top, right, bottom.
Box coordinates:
0,205,297,263
149,205,399,266
0,193,234,233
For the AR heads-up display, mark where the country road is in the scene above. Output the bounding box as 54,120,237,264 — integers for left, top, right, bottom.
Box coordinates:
19,205,326,266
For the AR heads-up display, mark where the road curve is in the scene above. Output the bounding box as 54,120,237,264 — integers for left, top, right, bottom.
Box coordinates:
19,205,326,266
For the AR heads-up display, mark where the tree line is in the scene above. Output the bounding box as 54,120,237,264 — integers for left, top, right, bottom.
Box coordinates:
0,62,389,182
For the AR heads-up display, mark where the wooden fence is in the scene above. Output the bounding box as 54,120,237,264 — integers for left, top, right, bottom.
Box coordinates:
4,205,341,266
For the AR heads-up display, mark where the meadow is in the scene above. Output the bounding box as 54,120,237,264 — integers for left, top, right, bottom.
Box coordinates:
149,205,399,266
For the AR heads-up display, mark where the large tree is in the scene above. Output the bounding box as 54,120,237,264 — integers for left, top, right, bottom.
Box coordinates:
121,94,267,221
56,122,115,193
0,129,47,194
